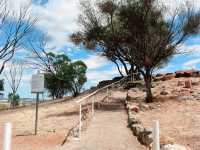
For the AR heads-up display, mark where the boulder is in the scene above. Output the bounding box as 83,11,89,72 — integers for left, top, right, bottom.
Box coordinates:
161,144,189,150
130,105,140,113
160,91,169,95
131,124,144,136
128,117,141,126
137,129,153,147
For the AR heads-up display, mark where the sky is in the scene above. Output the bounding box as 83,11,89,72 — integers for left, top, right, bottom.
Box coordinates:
1,0,200,98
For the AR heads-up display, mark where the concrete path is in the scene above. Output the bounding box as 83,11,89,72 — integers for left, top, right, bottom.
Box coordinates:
63,91,145,150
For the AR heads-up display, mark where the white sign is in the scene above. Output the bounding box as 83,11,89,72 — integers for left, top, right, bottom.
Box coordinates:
31,74,44,93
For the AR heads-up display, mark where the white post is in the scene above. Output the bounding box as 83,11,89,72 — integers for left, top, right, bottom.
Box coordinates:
107,88,109,102
153,120,160,150
79,104,82,139
3,122,12,150
92,96,95,118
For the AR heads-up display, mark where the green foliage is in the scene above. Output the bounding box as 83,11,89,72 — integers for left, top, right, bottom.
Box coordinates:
0,80,4,91
44,53,87,98
72,0,200,102
8,93,20,107
70,61,87,97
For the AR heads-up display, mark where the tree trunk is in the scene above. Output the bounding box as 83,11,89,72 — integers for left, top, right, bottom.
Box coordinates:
144,71,153,103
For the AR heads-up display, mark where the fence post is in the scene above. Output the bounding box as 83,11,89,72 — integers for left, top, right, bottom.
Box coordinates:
79,104,82,139
3,122,12,150
107,88,109,102
153,120,160,150
92,96,95,118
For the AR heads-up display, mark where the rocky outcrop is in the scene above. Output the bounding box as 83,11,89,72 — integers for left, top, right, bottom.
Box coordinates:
175,70,200,78
154,73,175,82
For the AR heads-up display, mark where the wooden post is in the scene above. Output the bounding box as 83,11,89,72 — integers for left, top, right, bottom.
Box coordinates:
35,93,39,135
153,120,160,150
3,123,12,150
79,104,82,138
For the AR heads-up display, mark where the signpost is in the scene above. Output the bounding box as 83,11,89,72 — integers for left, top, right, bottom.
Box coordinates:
31,71,44,135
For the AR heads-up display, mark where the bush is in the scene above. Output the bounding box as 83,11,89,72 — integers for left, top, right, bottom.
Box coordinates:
8,93,20,107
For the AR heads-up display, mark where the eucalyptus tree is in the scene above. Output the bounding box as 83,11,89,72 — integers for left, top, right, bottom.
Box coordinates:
71,0,200,102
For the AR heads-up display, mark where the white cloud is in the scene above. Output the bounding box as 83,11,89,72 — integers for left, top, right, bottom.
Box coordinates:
31,0,80,49
6,0,80,50
87,68,119,84
82,55,109,70
184,58,200,67
177,44,200,55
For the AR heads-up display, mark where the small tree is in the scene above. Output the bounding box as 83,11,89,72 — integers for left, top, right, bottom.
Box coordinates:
8,93,20,107
29,41,88,98
4,60,24,107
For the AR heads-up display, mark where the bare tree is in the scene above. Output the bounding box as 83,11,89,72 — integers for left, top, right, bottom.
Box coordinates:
0,0,36,74
4,60,24,107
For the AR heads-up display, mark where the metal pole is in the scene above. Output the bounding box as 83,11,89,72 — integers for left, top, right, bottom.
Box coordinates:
3,122,12,150
79,104,82,138
35,93,39,135
153,120,160,150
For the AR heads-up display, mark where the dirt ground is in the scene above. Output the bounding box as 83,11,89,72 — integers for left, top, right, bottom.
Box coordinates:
0,99,79,150
0,90,108,150
130,77,200,150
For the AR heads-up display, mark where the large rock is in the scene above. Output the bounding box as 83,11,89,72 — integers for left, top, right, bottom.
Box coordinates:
131,124,144,136
160,91,169,95
128,117,141,126
130,105,140,113
175,70,200,78
137,129,153,147
161,144,189,150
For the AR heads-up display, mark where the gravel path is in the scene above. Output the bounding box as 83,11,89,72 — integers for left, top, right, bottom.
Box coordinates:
62,91,145,150
63,110,145,150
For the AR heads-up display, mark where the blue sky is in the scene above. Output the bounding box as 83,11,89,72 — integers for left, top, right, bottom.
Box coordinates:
1,0,200,98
